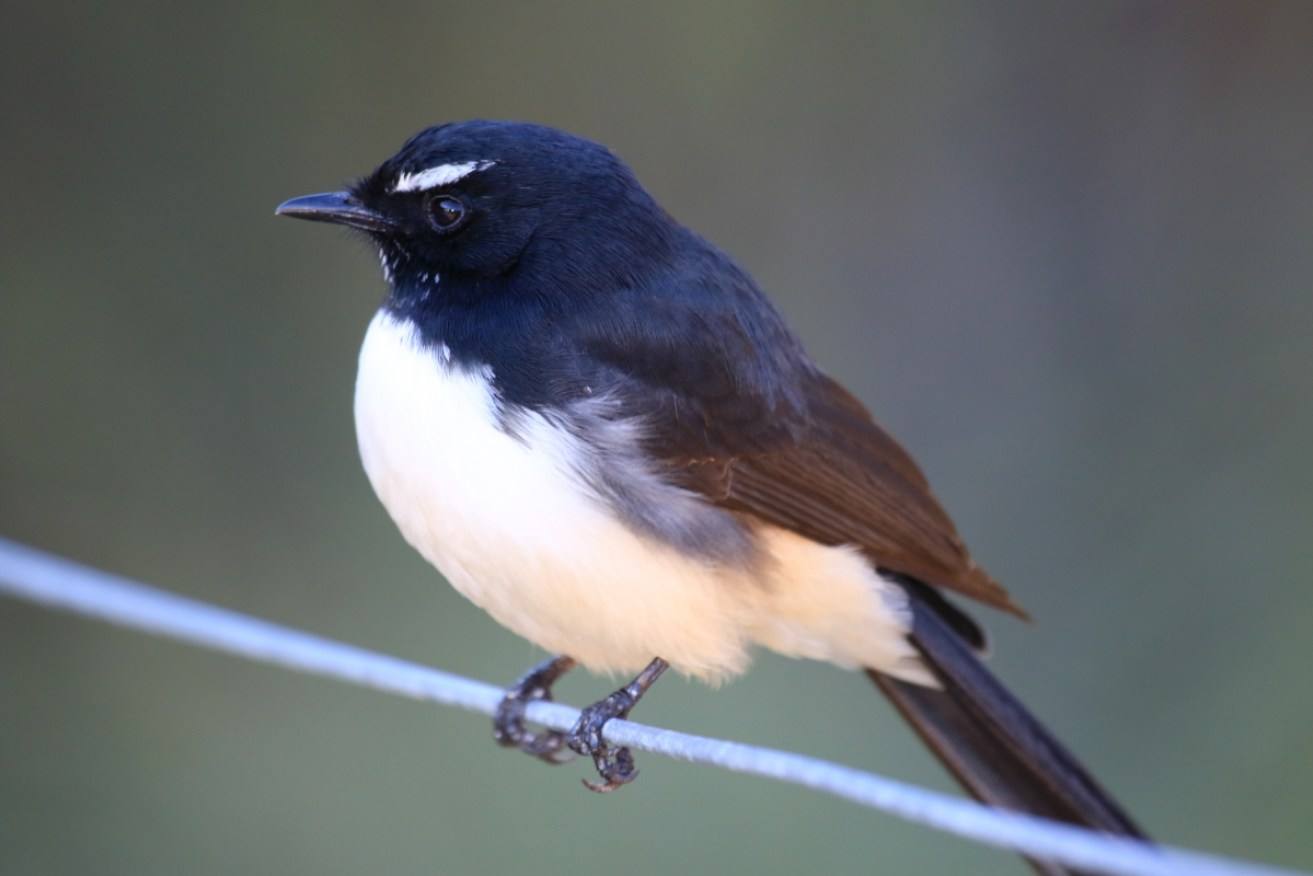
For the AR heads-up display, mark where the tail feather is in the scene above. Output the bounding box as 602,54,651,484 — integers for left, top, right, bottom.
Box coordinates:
871,582,1146,875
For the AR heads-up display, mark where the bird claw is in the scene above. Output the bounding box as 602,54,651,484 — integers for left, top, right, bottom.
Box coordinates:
493,655,578,765
580,750,638,792
568,693,643,792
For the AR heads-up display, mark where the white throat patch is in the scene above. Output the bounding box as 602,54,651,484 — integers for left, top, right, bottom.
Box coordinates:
392,160,496,193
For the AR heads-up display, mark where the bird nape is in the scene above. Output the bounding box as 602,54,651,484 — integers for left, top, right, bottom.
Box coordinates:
277,119,1149,874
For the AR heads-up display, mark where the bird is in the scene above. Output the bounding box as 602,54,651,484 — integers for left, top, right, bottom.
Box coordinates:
276,120,1147,873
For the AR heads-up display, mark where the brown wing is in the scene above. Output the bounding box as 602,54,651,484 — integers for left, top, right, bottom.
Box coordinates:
679,371,1026,618
567,266,1022,617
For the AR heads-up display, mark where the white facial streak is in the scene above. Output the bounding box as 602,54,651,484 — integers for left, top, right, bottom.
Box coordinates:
391,161,496,193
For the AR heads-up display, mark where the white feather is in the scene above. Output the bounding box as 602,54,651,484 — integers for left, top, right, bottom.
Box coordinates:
354,312,927,683
391,161,496,194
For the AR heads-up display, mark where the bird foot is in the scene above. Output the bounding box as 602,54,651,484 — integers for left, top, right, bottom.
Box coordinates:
493,655,577,764
494,656,670,790
567,657,670,793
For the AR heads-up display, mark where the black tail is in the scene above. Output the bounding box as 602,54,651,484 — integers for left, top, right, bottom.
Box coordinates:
869,583,1147,876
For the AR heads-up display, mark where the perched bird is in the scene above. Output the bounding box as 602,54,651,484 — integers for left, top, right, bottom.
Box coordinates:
277,120,1146,873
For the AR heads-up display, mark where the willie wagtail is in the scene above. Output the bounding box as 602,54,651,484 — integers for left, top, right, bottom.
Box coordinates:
277,120,1148,874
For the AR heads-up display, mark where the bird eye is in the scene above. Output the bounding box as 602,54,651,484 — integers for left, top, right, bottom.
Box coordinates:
427,195,467,232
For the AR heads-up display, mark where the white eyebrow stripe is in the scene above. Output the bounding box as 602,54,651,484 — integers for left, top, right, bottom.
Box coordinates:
391,160,496,193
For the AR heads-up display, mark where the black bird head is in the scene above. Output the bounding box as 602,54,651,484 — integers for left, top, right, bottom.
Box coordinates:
278,119,809,430
276,120,682,302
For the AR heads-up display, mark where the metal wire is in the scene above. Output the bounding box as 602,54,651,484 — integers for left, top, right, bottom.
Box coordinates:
0,535,1304,876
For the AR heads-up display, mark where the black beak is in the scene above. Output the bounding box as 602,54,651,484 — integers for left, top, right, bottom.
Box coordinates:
275,191,397,233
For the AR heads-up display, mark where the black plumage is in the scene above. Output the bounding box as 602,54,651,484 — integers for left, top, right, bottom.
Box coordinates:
278,120,1148,873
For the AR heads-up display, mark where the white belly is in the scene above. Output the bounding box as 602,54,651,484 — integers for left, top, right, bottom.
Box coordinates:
353,311,926,683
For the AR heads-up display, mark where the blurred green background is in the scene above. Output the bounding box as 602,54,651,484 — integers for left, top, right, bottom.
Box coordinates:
3,3,1312,874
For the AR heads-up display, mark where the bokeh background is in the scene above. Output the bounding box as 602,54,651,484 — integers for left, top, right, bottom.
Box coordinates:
3,4,1312,874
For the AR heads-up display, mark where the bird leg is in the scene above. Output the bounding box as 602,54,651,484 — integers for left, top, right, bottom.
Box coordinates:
567,657,670,793
493,654,578,763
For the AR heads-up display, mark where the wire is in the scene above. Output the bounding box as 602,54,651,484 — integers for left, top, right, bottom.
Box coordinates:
0,535,1304,876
